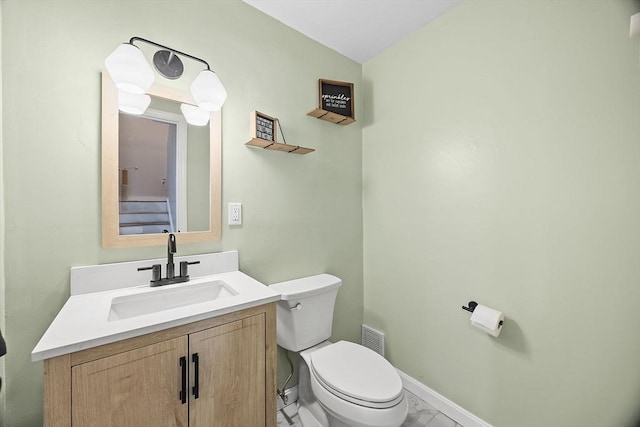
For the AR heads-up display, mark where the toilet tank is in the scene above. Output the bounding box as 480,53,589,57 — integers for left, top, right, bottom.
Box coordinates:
269,274,342,352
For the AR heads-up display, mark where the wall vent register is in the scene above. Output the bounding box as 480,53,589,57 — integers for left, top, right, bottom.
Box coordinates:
361,324,385,357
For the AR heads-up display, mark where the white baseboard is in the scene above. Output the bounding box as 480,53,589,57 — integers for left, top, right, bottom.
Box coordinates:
397,370,493,427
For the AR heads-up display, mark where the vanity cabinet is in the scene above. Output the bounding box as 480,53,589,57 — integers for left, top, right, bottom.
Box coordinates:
43,303,276,427
72,336,188,426
190,314,266,426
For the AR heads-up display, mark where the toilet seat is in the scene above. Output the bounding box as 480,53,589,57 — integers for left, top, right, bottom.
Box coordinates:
309,340,404,409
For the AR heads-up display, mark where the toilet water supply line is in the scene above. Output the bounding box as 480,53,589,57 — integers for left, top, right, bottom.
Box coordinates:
278,350,295,425
278,350,294,403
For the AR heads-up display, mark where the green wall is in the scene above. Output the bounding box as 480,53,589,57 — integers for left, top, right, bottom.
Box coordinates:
362,1,640,427
0,0,5,424
1,1,362,425
3,1,640,426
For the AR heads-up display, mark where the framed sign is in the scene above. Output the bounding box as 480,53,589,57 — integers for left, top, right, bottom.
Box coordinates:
249,111,277,146
308,79,355,125
320,80,353,117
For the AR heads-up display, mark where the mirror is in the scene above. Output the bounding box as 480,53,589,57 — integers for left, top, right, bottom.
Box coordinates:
102,72,221,248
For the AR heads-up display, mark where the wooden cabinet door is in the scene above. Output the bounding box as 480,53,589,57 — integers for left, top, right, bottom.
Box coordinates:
71,336,188,427
189,314,266,427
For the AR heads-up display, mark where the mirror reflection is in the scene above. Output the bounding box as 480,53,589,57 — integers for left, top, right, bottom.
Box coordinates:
118,97,210,235
102,73,221,248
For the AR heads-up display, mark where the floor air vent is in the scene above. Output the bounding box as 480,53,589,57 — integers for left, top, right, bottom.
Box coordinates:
361,324,385,357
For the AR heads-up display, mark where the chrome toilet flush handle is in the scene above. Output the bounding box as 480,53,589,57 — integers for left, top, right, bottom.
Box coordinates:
289,303,302,311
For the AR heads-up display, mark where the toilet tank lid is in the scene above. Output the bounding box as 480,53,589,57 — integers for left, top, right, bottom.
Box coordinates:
269,274,342,300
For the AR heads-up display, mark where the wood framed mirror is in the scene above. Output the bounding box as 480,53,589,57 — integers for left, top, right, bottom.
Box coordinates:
101,72,221,248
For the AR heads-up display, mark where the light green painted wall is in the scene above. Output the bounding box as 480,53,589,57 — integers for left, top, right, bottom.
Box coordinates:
0,1,5,424
3,1,640,426
362,1,640,427
1,0,362,425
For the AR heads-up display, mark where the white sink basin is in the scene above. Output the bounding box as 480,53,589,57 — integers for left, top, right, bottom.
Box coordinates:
108,280,238,321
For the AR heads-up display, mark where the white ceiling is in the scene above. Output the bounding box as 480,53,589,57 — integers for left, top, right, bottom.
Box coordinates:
241,0,463,63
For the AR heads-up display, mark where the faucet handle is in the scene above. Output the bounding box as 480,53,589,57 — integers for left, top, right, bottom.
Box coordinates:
179,261,200,278
138,264,162,282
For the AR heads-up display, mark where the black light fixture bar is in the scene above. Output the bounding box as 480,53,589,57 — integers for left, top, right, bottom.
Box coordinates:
129,36,211,71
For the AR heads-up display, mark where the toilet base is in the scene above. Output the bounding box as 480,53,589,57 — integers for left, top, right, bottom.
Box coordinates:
298,405,325,427
297,342,408,427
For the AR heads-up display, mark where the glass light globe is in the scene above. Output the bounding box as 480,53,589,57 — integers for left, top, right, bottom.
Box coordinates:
118,90,151,115
190,69,227,112
105,43,155,94
180,103,210,126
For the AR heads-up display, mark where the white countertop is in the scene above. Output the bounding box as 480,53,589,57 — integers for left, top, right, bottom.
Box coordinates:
32,252,281,361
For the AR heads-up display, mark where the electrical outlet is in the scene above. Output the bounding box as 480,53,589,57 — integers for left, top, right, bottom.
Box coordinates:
228,203,242,225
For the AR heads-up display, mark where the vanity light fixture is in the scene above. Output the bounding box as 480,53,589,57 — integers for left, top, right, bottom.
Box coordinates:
190,69,227,112
105,37,227,121
117,90,151,115
105,42,154,94
180,103,210,126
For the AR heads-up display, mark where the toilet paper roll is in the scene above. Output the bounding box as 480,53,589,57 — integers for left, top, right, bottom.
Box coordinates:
470,304,504,337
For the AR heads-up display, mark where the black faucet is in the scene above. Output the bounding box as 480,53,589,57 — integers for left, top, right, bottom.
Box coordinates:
137,233,200,287
166,233,177,279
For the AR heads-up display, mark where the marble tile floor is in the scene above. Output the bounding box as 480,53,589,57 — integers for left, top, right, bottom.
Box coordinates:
276,390,463,427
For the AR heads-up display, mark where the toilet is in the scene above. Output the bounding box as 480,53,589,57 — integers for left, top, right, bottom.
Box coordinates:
270,274,408,427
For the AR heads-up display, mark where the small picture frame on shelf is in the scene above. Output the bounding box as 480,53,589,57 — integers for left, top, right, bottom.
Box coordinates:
249,111,277,147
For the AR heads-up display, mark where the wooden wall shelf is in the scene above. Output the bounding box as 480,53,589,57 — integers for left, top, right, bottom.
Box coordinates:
246,111,314,155
246,138,314,155
307,108,355,126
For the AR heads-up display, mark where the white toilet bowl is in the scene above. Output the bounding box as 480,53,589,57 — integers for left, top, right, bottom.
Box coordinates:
300,341,408,427
270,275,408,427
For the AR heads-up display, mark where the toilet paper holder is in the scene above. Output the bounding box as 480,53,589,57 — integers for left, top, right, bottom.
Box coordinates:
462,300,504,328
461,301,478,313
